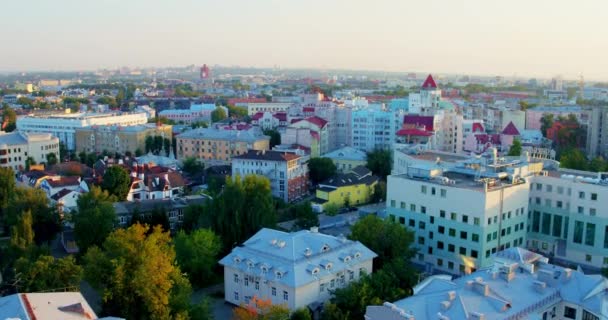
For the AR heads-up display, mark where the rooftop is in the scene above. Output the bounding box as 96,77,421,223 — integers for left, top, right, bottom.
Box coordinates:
178,127,269,142
219,228,377,288
319,166,379,188
0,292,98,320
233,149,300,161
322,146,367,161
0,131,56,146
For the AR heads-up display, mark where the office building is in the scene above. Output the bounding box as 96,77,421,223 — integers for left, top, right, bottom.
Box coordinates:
0,131,60,171
74,123,172,155
351,104,393,152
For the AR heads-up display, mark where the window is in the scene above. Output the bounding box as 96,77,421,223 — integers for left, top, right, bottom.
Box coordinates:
532,211,541,232
419,221,426,229
408,219,414,227
450,212,457,220
605,226,608,249
448,261,454,269
399,217,406,225
557,201,563,208
449,228,456,237
244,277,249,286
459,247,466,255
320,283,326,292
440,210,446,218
431,187,436,195
487,234,492,242
579,191,585,199
536,183,542,190
586,255,592,262
234,274,239,283
410,204,416,212
430,216,435,224
474,217,480,226
448,244,455,252
421,206,426,214
472,234,479,242
330,279,335,288
585,223,596,246
418,236,425,245
400,201,406,209
582,310,600,320
573,221,584,244
553,215,562,237
390,200,395,207
272,287,276,296
578,206,584,214
283,291,288,301
591,193,598,200
471,250,478,258
421,186,427,194
462,215,469,223
440,189,447,197
437,241,444,249
460,231,467,240
437,258,443,266
590,208,596,216
541,213,551,235
487,217,492,225
438,226,445,234
234,292,239,300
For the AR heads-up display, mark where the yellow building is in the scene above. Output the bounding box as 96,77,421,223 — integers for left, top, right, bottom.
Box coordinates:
74,124,172,155
176,127,269,165
322,146,368,173
312,166,379,212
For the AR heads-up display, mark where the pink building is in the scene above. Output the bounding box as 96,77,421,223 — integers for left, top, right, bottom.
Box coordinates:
525,106,586,130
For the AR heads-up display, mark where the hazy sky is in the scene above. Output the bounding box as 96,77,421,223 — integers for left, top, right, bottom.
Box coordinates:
2,0,607,80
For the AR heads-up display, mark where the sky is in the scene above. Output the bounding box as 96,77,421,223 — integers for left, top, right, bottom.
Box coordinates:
1,0,608,80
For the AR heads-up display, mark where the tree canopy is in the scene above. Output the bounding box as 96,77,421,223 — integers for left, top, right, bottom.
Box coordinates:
263,129,281,148
7,187,60,245
540,113,554,137
308,157,337,185
507,138,522,156
211,107,227,122
2,105,17,132
292,201,319,231
14,255,82,292
559,148,588,171
73,186,116,253
366,149,392,180
102,166,132,200
182,157,204,176
0,167,16,233
174,229,222,287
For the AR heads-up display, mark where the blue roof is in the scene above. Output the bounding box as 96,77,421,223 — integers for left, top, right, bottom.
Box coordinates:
219,228,377,288
0,294,28,320
323,146,367,161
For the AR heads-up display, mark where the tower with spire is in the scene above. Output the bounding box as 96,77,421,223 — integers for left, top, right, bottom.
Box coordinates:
409,74,442,114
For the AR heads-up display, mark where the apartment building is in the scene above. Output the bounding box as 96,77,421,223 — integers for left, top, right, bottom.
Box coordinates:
245,103,293,116
281,116,329,157
409,74,441,114
219,228,376,311
386,153,541,275
351,104,393,152
366,247,607,320
16,111,149,150
0,131,60,171
158,103,225,124
585,105,608,158
176,127,269,165
232,150,309,202
74,123,172,155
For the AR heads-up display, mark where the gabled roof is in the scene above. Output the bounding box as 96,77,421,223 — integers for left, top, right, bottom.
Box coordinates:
273,112,287,121
233,150,300,162
396,128,433,137
472,122,485,133
46,176,81,188
304,116,328,128
50,188,76,201
251,112,264,120
319,166,378,188
501,121,520,135
323,146,367,161
421,74,438,89
404,115,435,131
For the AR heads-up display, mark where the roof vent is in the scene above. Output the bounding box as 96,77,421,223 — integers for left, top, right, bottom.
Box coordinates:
533,280,546,293
304,248,312,257
440,301,451,311
470,311,485,320
277,240,286,248
310,226,319,233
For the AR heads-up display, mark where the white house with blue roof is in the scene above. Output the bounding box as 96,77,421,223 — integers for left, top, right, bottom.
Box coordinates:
219,227,377,311
365,247,608,320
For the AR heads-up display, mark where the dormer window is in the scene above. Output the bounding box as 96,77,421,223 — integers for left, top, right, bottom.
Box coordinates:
233,256,241,263
321,244,330,253
275,271,283,279
312,268,319,275
354,252,361,259
343,256,352,263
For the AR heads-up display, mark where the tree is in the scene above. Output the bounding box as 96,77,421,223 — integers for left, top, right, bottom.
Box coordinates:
14,255,82,292
232,296,289,320
102,166,131,200
174,229,222,287
24,157,36,171
540,113,554,137
371,181,386,203
2,105,17,132
190,297,214,320
292,201,319,231
559,148,588,171
349,215,415,269
291,308,312,320
10,210,34,252
589,157,608,172
182,157,204,176
324,203,339,216
45,152,58,166
135,148,144,157
73,187,116,253
83,224,190,319
508,138,522,156
163,138,171,156
308,158,337,185
145,136,154,153
0,167,16,232
518,100,529,111
366,149,392,180
131,206,171,233
7,187,60,245
263,129,281,148
211,107,227,122
59,142,68,161
153,135,164,154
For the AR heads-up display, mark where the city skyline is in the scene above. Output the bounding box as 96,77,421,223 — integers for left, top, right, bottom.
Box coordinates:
1,0,608,80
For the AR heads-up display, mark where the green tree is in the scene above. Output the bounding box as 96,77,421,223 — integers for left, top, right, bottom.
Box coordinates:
14,255,82,292
2,105,17,132
589,157,608,172
292,201,319,231
102,166,131,200
163,137,171,156
145,135,154,153
508,138,522,156
135,148,144,157
25,157,36,171
96,96,118,108
226,104,248,119
291,308,312,320
371,181,386,203
308,157,337,185
0,167,16,233
559,148,588,171
59,142,68,161
349,215,416,269
366,149,392,180
10,210,35,251
321,302,350,320
45,152,58,166
174,229,222,287
324,203,339,216
73,187,116,253
182,157,204,176
190,297,214,320
84,224,190,319
518,100,529,111
540,113,554,137
17,96,34,107
211,107,227,122
7,187,60,245
153,135,164,154
263,129,281,148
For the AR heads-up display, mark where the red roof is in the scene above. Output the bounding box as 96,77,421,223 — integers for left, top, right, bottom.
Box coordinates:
303,106,315,113
47,176,81,188
475,134,501,145
273,112,287,121
305,116,328,128
472,122,485,133
421,74,438,90
501,121,520,135
310,130,320,140
251,112,264,120
404,115,435,131
396,128,433,137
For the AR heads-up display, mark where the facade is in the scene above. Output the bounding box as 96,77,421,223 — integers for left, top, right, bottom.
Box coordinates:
245,103,293,116
232,150,309,202
0,131,60,171
250,112,287,130
527,168,608,270
525,105,587,130
74,123,172,155
281,116,329,157
585,105,608,158
351,104,393,152
219,228,377,311
323,146,367,173
158,103,225,124
313,166,379,212
365,247,608,320
16,111,149,150
176,127,270,165
386,153,541,274
409,74,441,114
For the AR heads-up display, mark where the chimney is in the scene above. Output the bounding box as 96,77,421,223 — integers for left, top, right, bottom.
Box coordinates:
562,268,573,282
533,280,546,293
310,226,318,233
440,301,451,311
472,279,489,296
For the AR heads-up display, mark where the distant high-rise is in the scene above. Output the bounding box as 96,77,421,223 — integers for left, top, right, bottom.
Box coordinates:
200,64,210,79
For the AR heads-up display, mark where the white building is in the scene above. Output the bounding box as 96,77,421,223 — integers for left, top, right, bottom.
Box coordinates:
246,103,293,116
365,247,608,320
158,103,225,124
232,150,309,203
409,74,442,114
351,104,393,152
219,228,376,311
16,111,149,150
0,131,60,171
